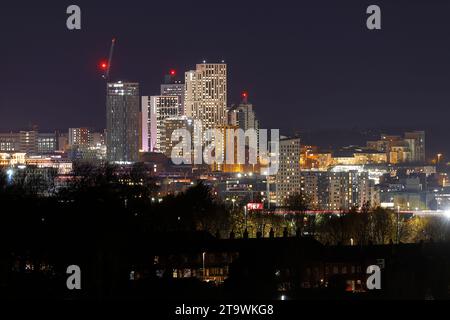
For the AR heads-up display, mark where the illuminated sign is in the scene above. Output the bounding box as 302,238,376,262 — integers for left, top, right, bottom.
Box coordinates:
247,203,264,211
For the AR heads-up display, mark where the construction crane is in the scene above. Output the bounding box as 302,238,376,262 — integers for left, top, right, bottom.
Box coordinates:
101,38,116,81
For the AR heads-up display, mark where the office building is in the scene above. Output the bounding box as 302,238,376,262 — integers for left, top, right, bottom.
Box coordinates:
106,81,140,163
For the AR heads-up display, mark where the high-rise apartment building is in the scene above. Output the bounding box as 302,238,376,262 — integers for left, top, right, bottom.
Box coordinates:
275,137,301,206
184,63,227,137
106,81,140,163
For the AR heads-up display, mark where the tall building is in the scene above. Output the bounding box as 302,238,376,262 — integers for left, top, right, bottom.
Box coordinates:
275,137,301,206
160,70,184,116
106,81,140,163
228,92,259,134
184,63,227,137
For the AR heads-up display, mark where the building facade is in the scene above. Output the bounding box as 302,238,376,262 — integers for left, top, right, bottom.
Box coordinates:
184,63,227,137
37,133,58,154
106,81,140,163
228,93,259,145
68,128,92,148
160,116,195,158
148,96,179,153
275,137,301,206
161,71,184,116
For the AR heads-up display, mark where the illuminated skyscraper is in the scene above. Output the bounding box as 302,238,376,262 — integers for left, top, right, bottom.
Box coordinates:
161,70,184,116
106,81,140,163
184,63,227,137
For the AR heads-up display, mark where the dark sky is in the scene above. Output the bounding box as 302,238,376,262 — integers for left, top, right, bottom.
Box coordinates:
1,0,450,148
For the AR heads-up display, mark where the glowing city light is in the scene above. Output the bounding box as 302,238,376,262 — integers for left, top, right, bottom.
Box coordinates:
444,210,450,220
99,61,108,70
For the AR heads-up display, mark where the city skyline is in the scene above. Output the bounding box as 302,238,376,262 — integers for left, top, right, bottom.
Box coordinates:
4,1,450,304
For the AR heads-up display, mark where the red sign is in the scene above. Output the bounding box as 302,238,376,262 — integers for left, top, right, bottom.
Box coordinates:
247,203,264,211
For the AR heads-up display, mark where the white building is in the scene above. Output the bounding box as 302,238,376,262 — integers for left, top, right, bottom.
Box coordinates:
184,63,227,138
275,137,301,206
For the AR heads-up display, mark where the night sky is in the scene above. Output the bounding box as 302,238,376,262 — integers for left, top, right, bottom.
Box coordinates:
1,0,450,154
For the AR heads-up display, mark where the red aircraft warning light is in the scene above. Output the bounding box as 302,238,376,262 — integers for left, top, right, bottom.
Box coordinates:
170,69,176,76
100,61,108,70
242,91,249,102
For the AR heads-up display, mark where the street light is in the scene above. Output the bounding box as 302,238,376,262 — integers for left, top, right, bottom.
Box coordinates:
397,205,400,244
244,205,248,230
264,171,271,210
202,252,206,280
